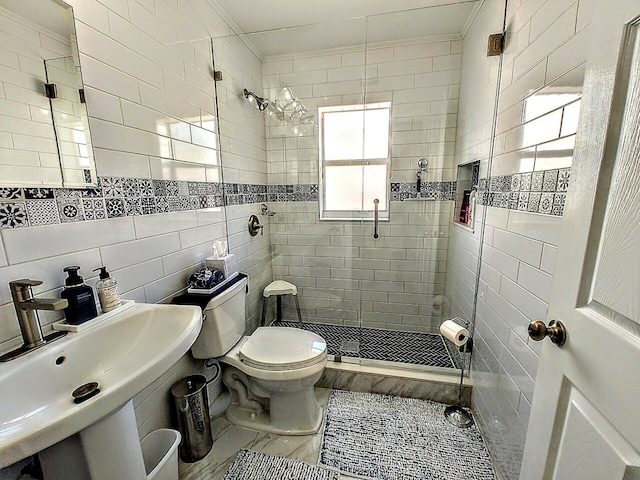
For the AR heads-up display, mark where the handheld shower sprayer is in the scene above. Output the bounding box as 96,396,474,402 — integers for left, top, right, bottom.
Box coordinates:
416,158,430,192
244,89,270,112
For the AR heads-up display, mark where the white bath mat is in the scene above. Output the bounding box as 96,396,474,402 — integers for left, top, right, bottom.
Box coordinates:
222,449,339,480
319,390,496,480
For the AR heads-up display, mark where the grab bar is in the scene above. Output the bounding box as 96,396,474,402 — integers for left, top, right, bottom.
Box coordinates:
373,199,379,239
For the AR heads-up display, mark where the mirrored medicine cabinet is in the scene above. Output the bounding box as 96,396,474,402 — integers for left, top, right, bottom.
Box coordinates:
0,0,97,188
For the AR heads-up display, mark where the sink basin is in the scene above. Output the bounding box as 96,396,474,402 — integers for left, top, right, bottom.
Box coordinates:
0,303,202,469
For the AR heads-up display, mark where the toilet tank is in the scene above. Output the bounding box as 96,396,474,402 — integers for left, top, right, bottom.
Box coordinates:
191,274,248,359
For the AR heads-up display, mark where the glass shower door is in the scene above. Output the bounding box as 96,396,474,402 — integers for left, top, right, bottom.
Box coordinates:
248,17,370,361
209,0,506,374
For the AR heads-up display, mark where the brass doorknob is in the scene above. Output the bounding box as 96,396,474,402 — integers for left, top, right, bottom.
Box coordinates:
528,320,567,346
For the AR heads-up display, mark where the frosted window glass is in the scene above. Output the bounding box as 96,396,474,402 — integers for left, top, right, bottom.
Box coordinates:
319,103,390,218
363,109,390,159
363,164,387,206
325,165,387,211
325,165,363,210
323,108,389,160
324,111,364,160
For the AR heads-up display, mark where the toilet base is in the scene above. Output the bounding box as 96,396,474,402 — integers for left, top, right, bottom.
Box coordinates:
225,404,324,436
222,366,325,435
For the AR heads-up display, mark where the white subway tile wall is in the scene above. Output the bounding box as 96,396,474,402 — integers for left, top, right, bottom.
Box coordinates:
443,0,504,375
262,38,462,332
268,201,451,333
0,0,264,449
210,33,273,325
446,0,593,478
0,1,596,476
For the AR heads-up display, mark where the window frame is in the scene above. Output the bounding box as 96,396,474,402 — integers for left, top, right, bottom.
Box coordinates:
318,102,392,221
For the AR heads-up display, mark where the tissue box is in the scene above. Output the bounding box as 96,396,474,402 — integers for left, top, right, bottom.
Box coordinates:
206,254,237,279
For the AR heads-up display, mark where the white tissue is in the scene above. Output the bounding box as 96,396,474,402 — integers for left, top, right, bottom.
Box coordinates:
440,319,469,347
212,240,228,259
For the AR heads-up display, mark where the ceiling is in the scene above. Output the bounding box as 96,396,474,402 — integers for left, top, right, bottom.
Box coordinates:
214,0,478,33
213,0,480,57
0,0,74,39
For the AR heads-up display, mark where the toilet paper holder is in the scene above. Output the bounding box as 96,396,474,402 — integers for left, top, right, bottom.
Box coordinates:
442,317,473,429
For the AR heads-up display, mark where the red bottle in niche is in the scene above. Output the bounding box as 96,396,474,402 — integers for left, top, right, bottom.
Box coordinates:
459,190,471,224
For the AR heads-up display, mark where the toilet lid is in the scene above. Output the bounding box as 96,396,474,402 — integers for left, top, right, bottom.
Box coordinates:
239,327,327,371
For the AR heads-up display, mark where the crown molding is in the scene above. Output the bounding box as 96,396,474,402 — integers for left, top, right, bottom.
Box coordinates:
0,5,71,47
461,0,484,38
206,0,264,61
263,34,463,63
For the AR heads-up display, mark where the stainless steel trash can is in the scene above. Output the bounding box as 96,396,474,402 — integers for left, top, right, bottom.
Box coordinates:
171,374,213,462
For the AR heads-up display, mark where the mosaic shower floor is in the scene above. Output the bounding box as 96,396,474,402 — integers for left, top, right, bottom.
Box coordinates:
271,321,461,369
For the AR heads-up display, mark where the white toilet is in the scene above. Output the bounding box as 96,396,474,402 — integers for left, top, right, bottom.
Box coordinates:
190,274,327,435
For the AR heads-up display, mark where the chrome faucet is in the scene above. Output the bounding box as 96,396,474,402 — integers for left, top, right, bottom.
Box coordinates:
0,279,69,362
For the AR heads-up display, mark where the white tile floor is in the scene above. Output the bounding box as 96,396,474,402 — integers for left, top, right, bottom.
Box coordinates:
179,388,359,480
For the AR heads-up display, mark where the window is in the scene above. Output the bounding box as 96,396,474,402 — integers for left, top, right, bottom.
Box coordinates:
318,102,391,220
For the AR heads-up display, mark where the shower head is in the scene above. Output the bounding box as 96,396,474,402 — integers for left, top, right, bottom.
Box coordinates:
244,89,269,112
260,203,277,216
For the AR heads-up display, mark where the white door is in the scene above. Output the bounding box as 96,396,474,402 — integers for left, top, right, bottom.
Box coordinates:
520,1,640,479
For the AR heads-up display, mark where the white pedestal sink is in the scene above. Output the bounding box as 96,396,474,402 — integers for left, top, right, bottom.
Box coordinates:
0,303,202,478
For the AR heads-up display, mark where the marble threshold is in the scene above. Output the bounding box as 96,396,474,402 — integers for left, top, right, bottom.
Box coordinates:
317,361,471,406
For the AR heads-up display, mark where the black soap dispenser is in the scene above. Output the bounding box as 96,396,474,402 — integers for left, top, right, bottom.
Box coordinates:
61,266,98,325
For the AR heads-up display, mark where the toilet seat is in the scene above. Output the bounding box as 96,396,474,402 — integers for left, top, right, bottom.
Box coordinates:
240,327,326,371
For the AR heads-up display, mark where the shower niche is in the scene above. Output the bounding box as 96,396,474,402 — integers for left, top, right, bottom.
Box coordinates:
454,161,480,231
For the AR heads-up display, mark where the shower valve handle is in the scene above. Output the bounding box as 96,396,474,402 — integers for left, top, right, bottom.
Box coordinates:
248,215,264,237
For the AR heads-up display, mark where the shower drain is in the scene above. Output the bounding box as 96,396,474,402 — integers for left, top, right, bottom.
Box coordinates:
339,340,360,354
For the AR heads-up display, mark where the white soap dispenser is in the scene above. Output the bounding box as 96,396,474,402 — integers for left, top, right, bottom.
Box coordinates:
94,266,122,312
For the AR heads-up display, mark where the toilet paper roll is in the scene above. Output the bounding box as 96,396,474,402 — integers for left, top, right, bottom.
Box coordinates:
440,320,469,347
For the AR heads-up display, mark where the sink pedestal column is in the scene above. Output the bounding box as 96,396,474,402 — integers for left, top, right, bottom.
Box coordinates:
40,401,147,480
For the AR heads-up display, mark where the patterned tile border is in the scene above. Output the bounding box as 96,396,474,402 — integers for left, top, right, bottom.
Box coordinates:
476,167,569,216
390,181,456,201
0,169,569,229
0,180,224,230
